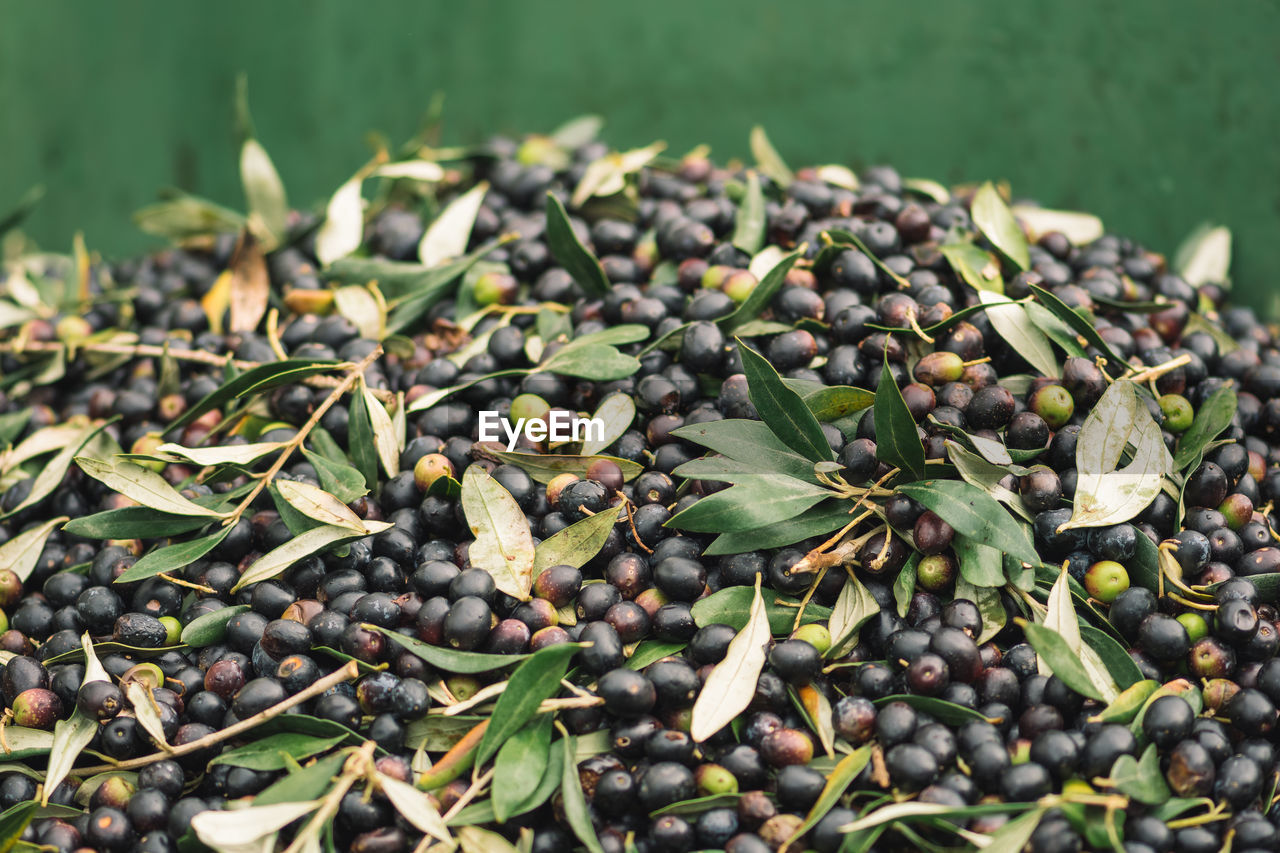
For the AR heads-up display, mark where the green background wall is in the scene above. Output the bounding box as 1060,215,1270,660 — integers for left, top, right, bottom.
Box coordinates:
2,0,1278,311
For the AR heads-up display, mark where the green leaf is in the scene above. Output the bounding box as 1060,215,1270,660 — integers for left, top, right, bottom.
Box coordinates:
1090,680,1159,725
378,770,452,844
347,385,380,491
232,520,391,592
648,793,743,818
540,343,640,381
893,555,918,618
253,750,348,805
240,138,288,250
971,182,1030,271
0,728,53,761
559,735,606,853
732,171,767,255
76,455,225,518
718,249,803,334
43,634,106,804
580,393,635,456
1110,744,1172,804
374,626,529,674
982,808,1047,853
738,340,832,463
941,241,1004,293
788,746,872,844
1028,284,1129,372
1174,223,1231,287
1063,380,1172,530
748,125,794,188
210,732,346,770
314,175,365,266
828,575,879,657
420,181,489,267
475,643,582,766
666,474,831,534
133,192,246,242
874,359,926,481
1212,572,1280,603
956,577,1008,644
898,480,1040,567
302,449,368,504
626,641,687,670
492,716,552,823
167,360,338,434
1011,206,1104,246
488,450,642,485
193,800,319,853
0,422,101,521
462,466,536,600
703,500,851,556
383,240,511,333
180,604,251,648
1174,386,1237,471
1022,622,1106,701
977,291,1057,376
275,479,365,532
1025,300,1088,359
872,694,1000,726
0,410,32,448
115,525,230,583
803,385,875,423
2,517,68,582
691,581,770,741
533,508,619,575
671,419,817,483
1080,624,1144,690
544,192,610,298
822,229,911,290
691,585,831,635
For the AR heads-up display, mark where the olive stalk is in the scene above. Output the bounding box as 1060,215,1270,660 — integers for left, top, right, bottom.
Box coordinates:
71,659,362,775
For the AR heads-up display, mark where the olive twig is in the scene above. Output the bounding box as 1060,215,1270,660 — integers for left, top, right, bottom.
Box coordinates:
71,659,361,775
445,766,494,823
282,740,378,853
224,345,383,525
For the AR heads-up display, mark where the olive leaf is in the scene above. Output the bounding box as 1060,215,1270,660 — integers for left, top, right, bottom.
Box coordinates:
626,641,687,670
691,585,831,633
781,746,872,853
532,507,619,574
43,634,107,805
732,170,767,255
666,473,831,534
133,193,247,242
75,454,225,518
953,534,1005,587
544,192,610,298
893,555,918,617
360,381,401,478
302,448,368,504
475,643,581,766
1080,624,1144,690
489,450,643,484
572,141,665,207
0,421,101,520
981,809,1048,853
822,229,911,289
874,358,926,481
691,579,770,741
63,507,207,540
114,525,231,584
672,419,818,483
492,716,553,823
551,114,605,148
420,181,489,267
946,441,1034,522
1012,205,1104,246
839,801,1038,834
346,384,380,489
828,574,879,657
1024,300,1087,359
374,626,529,674
192,799,320,853
123,680,171,750
941,241,1003,293
748,125,793,187
1061,380,1172,531
801,385,875,423
373,160,445,182
377,770,453,843
903,177,950,203
976,291,1058,376
703,500,852,556
275,478,365,532
3,423,89,473
3,517,68,581
539,343,639,381
166,359,338,433
971,181,1030,271
1028,284,1128,372
180,604,251,648
231,519,392,592
1174,223,1231,287
557,734,606,853
1021,622,1105,702
227,232,270,335
897,479,1040,567
314,175,365,266
955,577,1007,645
1108,744,1172,804
153,440,284,467
462,466,536,600
1173,386,1237,472
240,138,288,251
1040,564,1120,701
578,394,635,457
334,284,386,340
738,340,832,463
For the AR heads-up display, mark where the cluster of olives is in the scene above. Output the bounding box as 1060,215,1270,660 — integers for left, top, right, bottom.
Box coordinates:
0,123,1276,853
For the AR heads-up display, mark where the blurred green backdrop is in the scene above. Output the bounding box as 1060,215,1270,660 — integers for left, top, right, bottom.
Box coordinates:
2,0,1278,311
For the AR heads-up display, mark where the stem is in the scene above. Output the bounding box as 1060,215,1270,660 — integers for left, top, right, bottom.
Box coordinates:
283,740,377,853
0,339,395,402
443,766,494,823
225,346,383,525
1125,353,1192,384
72,660,361,775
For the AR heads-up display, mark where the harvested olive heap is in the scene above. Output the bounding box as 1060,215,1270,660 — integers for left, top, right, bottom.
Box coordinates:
0,116,1272,853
